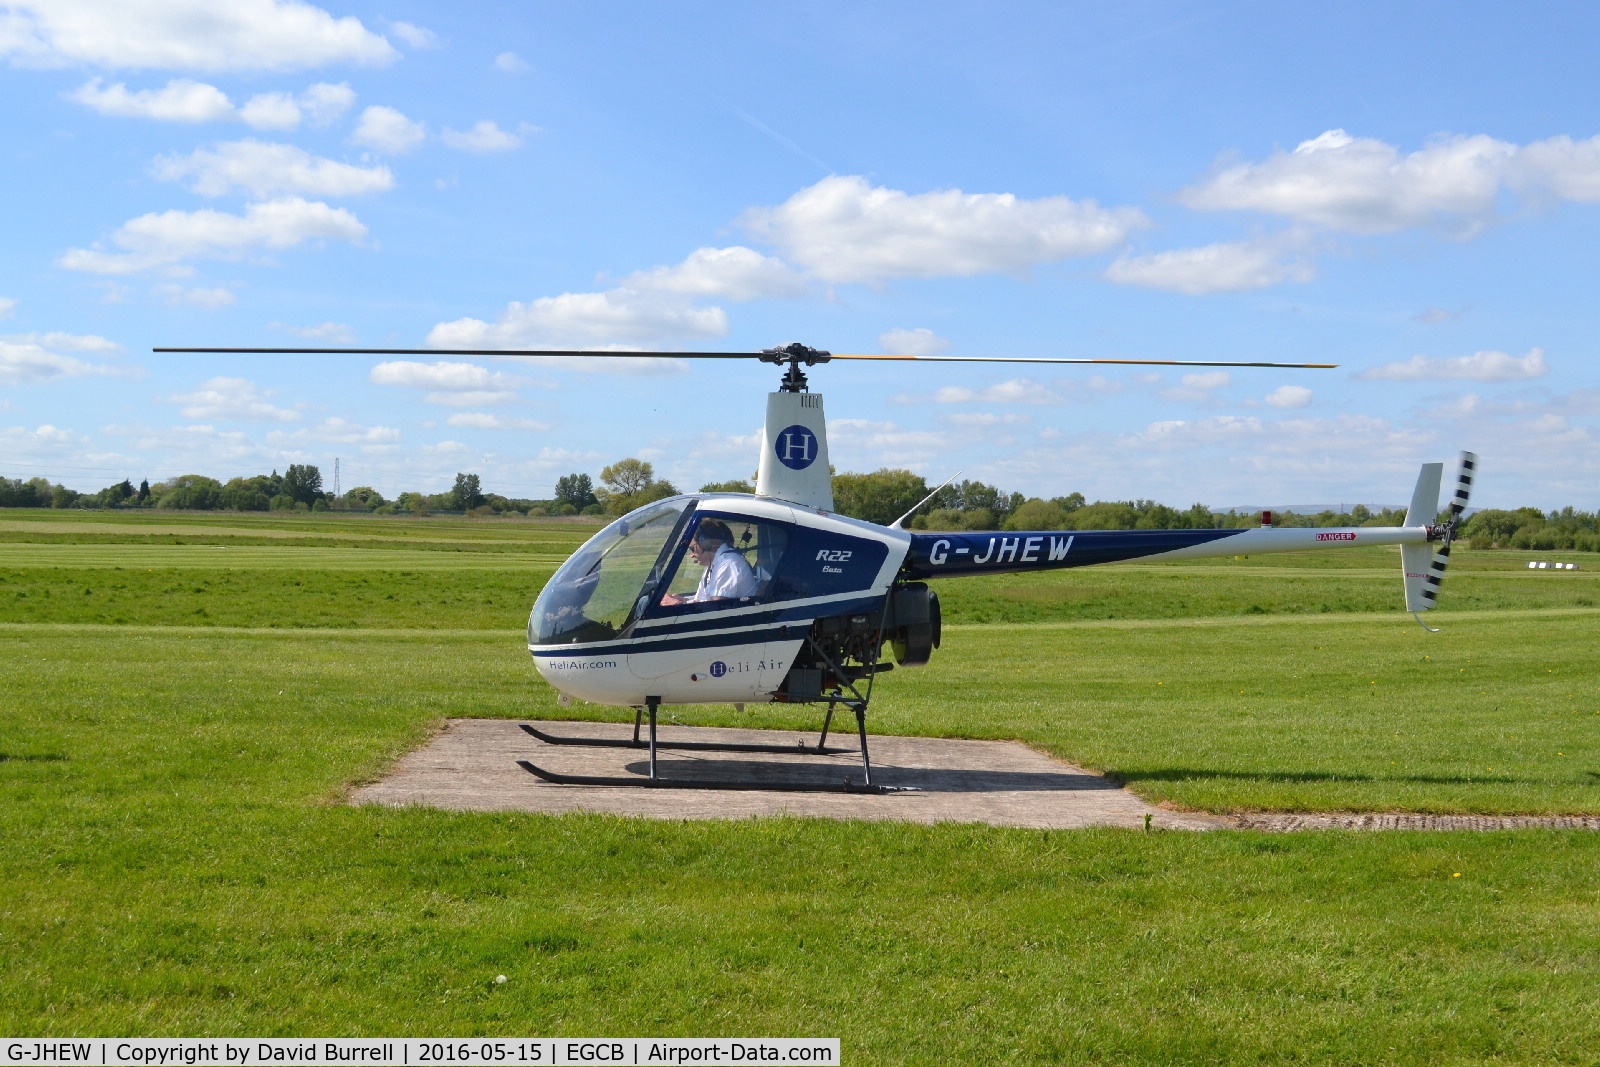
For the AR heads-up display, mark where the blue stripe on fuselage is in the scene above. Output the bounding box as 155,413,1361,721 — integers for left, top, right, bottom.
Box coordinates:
904,529,1246,578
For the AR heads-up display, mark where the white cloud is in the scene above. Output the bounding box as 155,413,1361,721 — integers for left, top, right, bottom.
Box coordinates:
879,327,950,357
827,417,946,467
299,81,353,125
1414,307,1465,324
921,378,1064,405
1421,393,1482,420
351,105,425,153
427,290,724,360
1512,136,1600,203
370,360,517,391
0,340,119,384
441,119,522,153
59,197,367,274
165,376,298,421
369,360,528,406
278,321,355,342
1104,238,1315,294
153,283,235,307
1158,370,1232,404
236,91,300,129
945,412,1030,427
742,175,1147,284
1359,347,1548,383
266,416,399,446
1264,384,1312,409
424,390,519,407
1,0,398,72
68,77,232,121
1132,412,1405,452
3,331,119,352
623,246,805,301
1181,129,1600,236
493,51,529,73
388,21,438,49
445,412,551,431
67,77,355,130
153,140,393,198
0,297,15,319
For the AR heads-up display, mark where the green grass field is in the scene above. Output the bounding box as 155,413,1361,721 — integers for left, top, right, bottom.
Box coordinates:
3,509,1599,1060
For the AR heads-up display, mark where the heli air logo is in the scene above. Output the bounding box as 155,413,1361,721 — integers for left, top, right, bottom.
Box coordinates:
709,660,727,678
774,424,818,470
1316,532,1357,541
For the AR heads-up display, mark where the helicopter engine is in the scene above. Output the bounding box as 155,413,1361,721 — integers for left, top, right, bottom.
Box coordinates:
774,581,941,702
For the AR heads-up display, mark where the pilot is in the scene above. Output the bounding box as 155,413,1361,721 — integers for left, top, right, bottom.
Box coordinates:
660,519,759,605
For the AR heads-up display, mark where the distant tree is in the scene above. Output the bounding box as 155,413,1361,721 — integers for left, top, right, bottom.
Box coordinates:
1053,491,1086,514
1003,499,1069,531
598,458,677,515
136,478,151,504
156,475,223,511
1069,501,1141,530
1135,504,1180,530
341,486,387,511
699,479,754,494
0,478,38,507
222,475,275,512
451,472,485,511
1462,508,1543,546
281,464,323,506
92,479,135,508
553,473,597,511
831,469,929,526
601,459,654,497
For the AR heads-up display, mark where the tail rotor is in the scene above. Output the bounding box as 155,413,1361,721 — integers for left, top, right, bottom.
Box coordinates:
1404,451,1477,629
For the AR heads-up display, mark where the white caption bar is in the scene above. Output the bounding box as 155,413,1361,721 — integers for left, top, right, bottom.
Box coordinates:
2,1040,840,1067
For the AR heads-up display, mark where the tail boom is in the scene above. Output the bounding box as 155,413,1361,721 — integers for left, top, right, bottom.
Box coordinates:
905,525,1430,579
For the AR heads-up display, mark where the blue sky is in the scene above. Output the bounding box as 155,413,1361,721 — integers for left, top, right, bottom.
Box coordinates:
3,1,1598,510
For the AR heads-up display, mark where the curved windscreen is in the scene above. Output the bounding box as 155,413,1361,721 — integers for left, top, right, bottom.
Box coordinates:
529,499,691,644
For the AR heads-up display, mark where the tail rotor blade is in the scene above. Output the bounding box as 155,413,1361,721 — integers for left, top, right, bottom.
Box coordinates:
1415,451,1478,622
1449,451,1478,519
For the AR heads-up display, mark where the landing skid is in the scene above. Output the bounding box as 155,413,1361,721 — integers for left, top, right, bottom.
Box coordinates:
520,661,909,793
519,722,857,755
516,759,906,794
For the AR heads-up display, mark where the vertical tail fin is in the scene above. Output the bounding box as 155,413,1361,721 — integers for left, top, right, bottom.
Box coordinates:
1401,462,1442,615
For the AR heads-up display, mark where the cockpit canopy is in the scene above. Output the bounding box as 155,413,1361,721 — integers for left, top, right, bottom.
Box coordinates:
529,494,893,646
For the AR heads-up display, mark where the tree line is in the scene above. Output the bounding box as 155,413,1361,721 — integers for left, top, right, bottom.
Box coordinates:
5,462,1598,550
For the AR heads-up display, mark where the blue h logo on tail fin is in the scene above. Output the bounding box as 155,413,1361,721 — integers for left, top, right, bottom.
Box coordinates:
775,424,818,470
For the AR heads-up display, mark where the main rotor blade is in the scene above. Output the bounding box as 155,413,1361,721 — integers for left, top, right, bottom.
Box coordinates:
151,347,757,357
828,354,1338,368
153,347,1338,368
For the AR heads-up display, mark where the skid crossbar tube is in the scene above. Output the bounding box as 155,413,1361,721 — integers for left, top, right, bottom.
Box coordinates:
519,722,857,755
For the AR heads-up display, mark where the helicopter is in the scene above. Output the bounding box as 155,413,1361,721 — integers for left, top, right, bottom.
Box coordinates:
157,341,1476,794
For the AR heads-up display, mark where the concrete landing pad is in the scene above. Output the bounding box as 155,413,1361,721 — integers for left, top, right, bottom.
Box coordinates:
350,718,1223,830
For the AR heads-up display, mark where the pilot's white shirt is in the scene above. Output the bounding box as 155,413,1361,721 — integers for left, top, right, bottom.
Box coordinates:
694,542,760,602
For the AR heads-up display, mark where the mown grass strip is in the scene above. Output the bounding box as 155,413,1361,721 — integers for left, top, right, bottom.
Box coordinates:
2,626,1599,1055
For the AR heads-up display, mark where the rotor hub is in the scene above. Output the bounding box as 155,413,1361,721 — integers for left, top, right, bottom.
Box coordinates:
760,343,832,392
